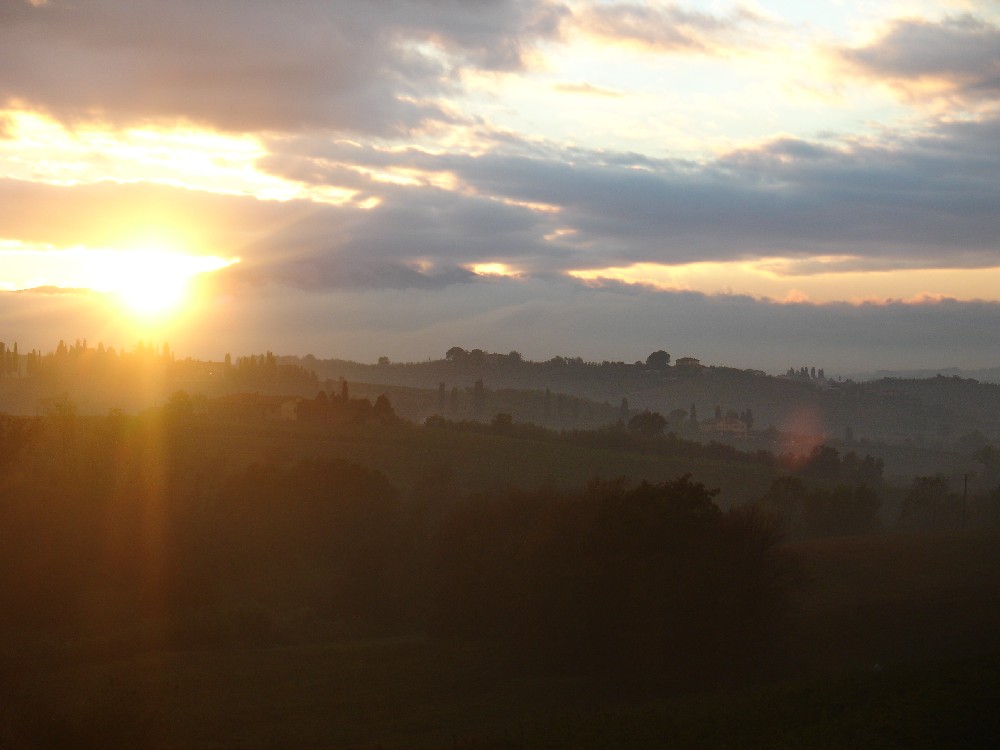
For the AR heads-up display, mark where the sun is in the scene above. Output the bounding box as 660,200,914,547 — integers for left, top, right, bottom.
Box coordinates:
104,248,238,319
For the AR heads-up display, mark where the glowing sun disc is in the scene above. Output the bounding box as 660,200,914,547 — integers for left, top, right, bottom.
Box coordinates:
106,249,237,318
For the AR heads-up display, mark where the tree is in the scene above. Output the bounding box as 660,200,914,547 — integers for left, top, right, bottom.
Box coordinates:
974,445,1000,485
757,476,808,534
445,346,466,360
801,484,881,537
901,475,961,530
491,413,513,433
628,410,667,436
372,394,396,422
472,379,486,416
164,390,194,420
668,408,688,426
645,350,671,369
431,475,801,680
801,445,841,481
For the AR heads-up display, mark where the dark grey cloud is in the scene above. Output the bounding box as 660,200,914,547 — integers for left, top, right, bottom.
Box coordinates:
574,1,770,52
840,15,1000,102
6,275,1000,373
0,0,567,134
260,111,1000,275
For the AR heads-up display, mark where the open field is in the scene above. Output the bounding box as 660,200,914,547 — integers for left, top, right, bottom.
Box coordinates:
158,420,781,507
4,530,998,748
780,531,1000,675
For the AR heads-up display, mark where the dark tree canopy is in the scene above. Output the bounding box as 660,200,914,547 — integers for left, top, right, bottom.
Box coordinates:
628,410,667,435
645,350,671,369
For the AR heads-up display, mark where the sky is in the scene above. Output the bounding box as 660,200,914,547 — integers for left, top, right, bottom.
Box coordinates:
2,0,999,374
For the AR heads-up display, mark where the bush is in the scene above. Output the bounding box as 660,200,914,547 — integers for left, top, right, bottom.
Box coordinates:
429,476,801,684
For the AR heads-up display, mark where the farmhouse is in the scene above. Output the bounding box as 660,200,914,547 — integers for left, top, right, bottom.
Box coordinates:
207,393,301,422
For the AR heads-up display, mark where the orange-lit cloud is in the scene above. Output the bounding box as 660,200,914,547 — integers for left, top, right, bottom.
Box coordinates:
552,81,624,98
569,260,1000,305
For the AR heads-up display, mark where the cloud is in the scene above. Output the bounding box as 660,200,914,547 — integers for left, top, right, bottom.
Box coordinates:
6,98,999,300
247,105,998,279
839,15,1000,102
552,81,624,97
6,275,1000,373
0,0,567,134
0,176,555,292
573,1,770,53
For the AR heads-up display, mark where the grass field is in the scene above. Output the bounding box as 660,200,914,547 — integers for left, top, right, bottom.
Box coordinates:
176,421,779,507
4,530,999,749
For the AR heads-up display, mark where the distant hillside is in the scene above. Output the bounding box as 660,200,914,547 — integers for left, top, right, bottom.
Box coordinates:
842,366,1000,384
3,342,999,449
284,351,1000,444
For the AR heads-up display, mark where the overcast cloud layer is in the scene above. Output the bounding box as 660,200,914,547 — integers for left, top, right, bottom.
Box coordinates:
2,1,999,370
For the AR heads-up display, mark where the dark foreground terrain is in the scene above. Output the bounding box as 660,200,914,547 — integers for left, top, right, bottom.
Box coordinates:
4,531,998,749
2,413,999,748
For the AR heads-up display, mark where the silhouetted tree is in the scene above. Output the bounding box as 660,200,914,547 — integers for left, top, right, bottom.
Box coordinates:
801,445,841,481
668,408,688,427
901,475,961,530
491,413,513,433
628,411,667,436
974,445,1000,485
801,484,881,537
372,394,396,423
165,390,194,420
431,476,800,681
645,350,671,369
757,476,808,534
472,379,486,417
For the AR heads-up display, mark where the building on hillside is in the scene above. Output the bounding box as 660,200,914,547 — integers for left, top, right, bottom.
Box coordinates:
700,416,748,437
206,393,301,422
675,357,702,369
